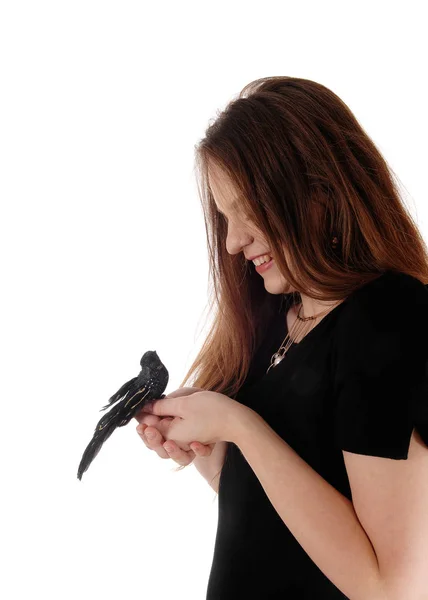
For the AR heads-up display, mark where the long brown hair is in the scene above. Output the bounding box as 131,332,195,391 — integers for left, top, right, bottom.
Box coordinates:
177,76,428,406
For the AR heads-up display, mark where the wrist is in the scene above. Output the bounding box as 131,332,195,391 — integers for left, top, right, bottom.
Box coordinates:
226,401,259,445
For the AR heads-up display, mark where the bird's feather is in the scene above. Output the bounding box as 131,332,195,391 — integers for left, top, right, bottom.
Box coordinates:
77,350,168,480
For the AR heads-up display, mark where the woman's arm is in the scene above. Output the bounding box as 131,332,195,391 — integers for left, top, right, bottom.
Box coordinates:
231,408,386,600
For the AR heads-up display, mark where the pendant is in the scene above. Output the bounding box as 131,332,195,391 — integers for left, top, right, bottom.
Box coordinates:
272,352,284,366
266,351,285,375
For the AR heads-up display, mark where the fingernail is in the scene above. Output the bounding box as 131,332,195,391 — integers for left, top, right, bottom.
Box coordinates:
164,444,173,453
145,430,155,440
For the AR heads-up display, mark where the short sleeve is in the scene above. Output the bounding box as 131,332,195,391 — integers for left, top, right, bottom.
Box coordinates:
332,273,428,460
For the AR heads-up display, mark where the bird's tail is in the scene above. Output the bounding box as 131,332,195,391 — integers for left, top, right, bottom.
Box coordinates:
77,403,123,480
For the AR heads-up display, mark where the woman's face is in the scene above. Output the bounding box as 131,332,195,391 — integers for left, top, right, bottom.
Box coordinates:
208,163,295,295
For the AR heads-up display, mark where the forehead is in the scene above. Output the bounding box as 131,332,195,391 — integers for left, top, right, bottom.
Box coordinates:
208,165,241,213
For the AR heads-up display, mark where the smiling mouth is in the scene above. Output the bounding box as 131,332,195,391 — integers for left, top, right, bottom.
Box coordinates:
255,257,274,271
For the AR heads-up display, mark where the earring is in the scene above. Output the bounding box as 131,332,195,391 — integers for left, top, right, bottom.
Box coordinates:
331,235,339,249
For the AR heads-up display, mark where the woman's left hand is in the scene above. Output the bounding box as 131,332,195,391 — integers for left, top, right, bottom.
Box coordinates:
140,390,243,448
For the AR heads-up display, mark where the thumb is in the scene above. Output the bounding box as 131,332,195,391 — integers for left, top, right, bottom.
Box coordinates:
141,396,181,417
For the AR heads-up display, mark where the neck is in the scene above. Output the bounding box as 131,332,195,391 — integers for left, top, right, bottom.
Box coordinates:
297,293,344,320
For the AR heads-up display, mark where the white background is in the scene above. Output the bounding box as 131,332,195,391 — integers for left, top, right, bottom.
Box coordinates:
1,1,427,599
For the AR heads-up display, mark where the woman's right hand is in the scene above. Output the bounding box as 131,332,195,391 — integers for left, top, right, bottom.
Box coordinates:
134,387,215,466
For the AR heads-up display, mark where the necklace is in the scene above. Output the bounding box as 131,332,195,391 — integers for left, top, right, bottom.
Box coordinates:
265,299,343,375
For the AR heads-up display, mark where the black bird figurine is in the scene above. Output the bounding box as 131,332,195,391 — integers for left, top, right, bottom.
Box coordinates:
77,350,169,480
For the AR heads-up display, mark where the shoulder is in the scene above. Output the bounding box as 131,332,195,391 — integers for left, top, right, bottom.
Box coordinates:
335,270,428,348
343,269,427,311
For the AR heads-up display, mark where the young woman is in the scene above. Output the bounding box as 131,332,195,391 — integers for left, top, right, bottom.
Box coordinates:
135,76,428,599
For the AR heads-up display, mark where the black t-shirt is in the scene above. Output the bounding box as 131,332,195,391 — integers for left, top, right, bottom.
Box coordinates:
206,270,428,599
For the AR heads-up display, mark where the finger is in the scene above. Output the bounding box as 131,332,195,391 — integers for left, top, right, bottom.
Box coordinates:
136,417,173,443
134,397,169,421
141,396,187,417
134,395,173,421
139,387,205,416
164,387,204,398
189,442,213,457
136,422,197,464
134,411,162,425
137,426,169,458
163,441,196,466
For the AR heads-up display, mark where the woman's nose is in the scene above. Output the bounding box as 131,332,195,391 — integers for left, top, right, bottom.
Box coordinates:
226,227,254,255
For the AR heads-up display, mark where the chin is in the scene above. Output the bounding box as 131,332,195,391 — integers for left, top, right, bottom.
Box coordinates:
264,276,292,295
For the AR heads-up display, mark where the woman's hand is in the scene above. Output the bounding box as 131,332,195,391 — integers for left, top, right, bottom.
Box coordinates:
140,389,242,446
134,387,216,462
